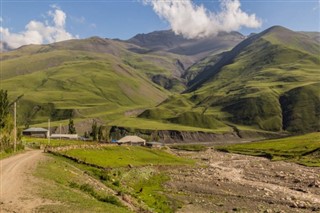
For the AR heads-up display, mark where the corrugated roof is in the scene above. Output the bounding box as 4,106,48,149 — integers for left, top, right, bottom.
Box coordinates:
118,135,146,143
23,127,48,132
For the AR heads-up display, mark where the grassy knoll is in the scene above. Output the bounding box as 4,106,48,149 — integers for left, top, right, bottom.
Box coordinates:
62,146,193,168
216,132,320,166
34,155,130,213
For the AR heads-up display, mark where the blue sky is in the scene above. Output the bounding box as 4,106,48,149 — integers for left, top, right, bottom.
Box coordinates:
1,0,319,48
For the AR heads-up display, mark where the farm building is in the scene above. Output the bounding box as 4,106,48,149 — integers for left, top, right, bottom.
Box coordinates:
50,134,78,140
117,135,146,146
22,127,49,138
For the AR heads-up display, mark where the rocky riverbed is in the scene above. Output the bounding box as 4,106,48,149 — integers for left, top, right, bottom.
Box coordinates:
166,148,320,213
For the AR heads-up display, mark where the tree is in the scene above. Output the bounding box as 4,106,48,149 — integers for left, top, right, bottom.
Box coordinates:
98,125,104,142
68,118,76,134
0,90,10,128
0,90,14,151
91,120,98,141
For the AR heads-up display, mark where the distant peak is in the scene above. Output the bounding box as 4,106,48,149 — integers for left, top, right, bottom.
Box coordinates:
262,25,292,34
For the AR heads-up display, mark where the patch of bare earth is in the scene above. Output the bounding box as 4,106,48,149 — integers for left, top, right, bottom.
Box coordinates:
166,149,320,213
0,150,56,213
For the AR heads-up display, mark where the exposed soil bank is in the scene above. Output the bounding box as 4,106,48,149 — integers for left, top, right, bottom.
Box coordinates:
109,126,283,143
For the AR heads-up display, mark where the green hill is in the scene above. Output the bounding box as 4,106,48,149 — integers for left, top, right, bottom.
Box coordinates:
1,38,174,126
142,26,320,133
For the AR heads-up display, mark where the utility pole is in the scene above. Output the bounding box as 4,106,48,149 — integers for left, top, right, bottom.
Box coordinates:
13,102,17,151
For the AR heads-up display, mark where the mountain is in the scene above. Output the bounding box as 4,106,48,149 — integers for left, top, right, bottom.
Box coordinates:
141,26,320,133
127,30,245,60
1,31,242,130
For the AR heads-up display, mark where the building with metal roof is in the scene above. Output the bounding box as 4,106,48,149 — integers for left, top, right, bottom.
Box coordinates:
22,127,49,138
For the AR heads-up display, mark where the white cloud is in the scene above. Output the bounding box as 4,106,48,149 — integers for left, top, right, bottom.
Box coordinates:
143,0,262,39
0,7,77,49
48,9,66,27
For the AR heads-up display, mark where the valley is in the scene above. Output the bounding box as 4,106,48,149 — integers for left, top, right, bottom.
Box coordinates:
1,1,319,213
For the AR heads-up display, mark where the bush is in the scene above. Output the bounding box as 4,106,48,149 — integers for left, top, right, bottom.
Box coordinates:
113,180,120,187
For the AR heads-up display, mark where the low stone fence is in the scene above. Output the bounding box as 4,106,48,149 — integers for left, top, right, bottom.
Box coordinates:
44,143,117,153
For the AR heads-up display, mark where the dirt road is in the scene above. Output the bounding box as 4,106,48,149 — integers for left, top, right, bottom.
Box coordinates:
0,150,49,213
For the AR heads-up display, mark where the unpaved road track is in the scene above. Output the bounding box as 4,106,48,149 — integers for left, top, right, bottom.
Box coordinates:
0,150,49,213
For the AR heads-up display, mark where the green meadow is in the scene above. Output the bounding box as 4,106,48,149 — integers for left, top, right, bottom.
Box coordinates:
217,132,320,166
61,146,193,168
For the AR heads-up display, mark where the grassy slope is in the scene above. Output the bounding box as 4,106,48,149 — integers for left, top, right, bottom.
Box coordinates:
216,132,320,166
142,26,320,133
35,155,131,213
1,38,173,126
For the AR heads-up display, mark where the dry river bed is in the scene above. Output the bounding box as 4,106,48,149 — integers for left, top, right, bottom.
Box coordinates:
166,148,320,213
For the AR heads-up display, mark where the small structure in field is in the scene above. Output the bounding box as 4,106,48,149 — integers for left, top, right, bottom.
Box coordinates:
117,135,146,146
50,134,79,140
22,127,49,138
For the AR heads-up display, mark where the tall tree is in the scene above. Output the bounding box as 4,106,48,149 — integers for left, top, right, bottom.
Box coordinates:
98,125,104,142
68,118,76,134
0,90,10,128
91,120,98,141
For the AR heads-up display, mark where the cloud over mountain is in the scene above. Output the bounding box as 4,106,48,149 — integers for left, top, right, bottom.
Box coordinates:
0,6,77,49
143,0,261,39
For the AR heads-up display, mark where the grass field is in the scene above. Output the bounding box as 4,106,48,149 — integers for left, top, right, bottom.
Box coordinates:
61,146,193,168
216,132,320,166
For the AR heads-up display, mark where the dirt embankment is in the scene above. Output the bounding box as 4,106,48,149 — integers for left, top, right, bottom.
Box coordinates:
109,126,282,143
167,149,320,213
